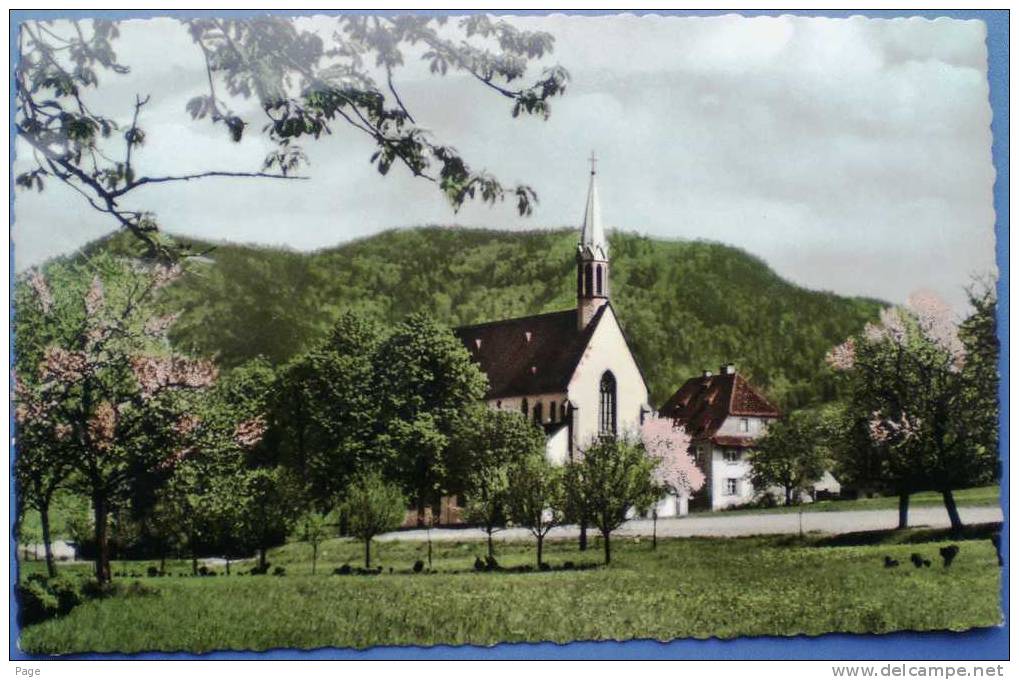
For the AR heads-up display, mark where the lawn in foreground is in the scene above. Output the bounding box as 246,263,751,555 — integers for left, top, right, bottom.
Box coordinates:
18,528,1002,654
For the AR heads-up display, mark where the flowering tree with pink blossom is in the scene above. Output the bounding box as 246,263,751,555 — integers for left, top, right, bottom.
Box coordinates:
826,287,998,530
639,416,705,548
14,254,220,582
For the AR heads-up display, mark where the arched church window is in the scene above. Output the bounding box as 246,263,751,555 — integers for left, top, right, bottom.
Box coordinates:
599,371,617,437
521,398,528,416
549,401,557,423
534,402,543,424
596,265,603,295
577,267,583,297
584,263,593,297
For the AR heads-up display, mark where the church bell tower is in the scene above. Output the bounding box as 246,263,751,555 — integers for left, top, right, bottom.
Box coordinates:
577,153,609,330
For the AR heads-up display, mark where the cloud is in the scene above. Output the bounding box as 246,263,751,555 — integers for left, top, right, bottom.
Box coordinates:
12,13,996,313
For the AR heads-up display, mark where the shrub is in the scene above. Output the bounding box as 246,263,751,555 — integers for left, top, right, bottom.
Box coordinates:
273,566,286,577
17,580,58,626
334,564,352,575
146,566,159,577
473,556,485,572
485,555,499,571
413,560,425,573
47,577,84,615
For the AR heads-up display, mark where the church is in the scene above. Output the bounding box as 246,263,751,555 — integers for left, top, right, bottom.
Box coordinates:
453,161,652,467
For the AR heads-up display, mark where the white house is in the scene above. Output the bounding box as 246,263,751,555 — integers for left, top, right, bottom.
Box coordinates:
660,367,840,509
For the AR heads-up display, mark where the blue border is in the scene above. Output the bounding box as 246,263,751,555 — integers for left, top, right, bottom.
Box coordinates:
9,7,1009,661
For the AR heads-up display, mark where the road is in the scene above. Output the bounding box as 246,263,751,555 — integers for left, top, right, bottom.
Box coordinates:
376,505,1003,543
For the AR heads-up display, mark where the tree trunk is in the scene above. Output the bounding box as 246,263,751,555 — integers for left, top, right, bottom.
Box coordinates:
579,519,588,551
225,557,231,575
93,493,111,583
312,544,318,575
159,552,166,575
652,511,658,551
364,537,371,569
784,486,792,507
602,529,611,565
427,529,433,568
942,489,963,531
40,503,56,578
259,546,267,572
897,492,910,530
416,495,426,528
487,528,494,559
536,533,544,568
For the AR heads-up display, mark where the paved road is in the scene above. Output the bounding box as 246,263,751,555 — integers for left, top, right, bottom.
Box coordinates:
377,505,1003,543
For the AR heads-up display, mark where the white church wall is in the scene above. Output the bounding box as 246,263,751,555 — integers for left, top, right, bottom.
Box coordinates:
567,307,648,450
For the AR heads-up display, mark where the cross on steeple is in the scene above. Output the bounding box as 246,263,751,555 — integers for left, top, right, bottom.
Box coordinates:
588,151,598,176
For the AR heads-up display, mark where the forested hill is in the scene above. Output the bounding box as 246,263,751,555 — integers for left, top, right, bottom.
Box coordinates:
84,227,883,409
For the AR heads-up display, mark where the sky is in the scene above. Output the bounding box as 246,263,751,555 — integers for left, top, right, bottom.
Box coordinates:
12,13,997,313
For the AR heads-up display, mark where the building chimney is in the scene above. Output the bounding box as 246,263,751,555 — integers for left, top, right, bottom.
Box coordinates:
720,363,736,375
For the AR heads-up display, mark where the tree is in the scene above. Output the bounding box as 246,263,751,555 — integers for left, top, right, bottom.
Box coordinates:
298,511,329,575
13,255,221,582
826,289,998,530
640,417,705,548
271,312,382,513
14,433,74,578
341,471,406,569
374,313,488,524
567,435,658,566
15,17,568,259
505,453,565,568
746,411,828,506
451,407,546,558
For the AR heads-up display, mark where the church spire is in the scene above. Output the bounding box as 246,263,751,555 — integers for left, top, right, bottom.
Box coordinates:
576,152,610,330
579,151,608,260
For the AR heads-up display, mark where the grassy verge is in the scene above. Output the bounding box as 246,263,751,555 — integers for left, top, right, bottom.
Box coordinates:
702,485,1000,517
17,525,1002,654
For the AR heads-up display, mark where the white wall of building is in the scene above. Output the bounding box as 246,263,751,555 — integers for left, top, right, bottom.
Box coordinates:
567,306,648,450
709,447,755,510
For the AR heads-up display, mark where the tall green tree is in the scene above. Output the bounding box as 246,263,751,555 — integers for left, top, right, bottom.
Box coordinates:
746,411,829,506
451,407,546,558
566,436,658,565
15,17,567,259
271,312,382,512
374,313,488,524
504,453,565,568
341,471,406,569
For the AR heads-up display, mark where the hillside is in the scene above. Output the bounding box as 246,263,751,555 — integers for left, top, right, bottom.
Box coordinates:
84,226,883,408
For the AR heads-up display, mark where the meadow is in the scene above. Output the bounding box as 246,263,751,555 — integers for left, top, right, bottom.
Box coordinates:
17,525,1002,655
705,486,1001,516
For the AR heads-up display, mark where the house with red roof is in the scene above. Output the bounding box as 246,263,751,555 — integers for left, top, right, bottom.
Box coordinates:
659,365,781,510
660,365,840,509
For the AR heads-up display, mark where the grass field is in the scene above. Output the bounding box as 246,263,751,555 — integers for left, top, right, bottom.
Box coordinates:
17,524,1002,654
703,486,1000,517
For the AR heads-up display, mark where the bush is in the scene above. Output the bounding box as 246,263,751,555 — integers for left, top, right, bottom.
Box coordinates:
334,564,352,575
17,580,59,626
273,566,286,577
47,577,84,615
485,555,499,571
473,557,485,572
146,566,159,578
413,560,425,573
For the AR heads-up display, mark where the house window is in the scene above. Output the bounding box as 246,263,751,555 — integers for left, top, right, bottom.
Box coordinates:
549,401,557,423
724,449,740,464
534,402,543,424
726,478,739,496
599,371,617,436
739,418,750,433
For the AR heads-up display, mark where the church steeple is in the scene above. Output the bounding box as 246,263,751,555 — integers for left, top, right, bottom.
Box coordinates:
577,153,610,330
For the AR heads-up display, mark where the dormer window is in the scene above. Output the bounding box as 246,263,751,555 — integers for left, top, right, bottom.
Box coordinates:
739,418,749,432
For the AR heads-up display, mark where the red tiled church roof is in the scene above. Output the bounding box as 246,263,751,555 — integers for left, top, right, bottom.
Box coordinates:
659,371,780,440
453,305,608,399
